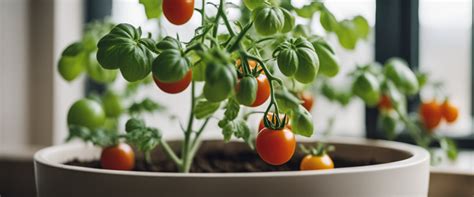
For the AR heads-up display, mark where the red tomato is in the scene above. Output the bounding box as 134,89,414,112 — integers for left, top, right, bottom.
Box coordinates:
441,100,459,123
100,143,135,171
300,154,334,171
163,0,195,25
153,70,192,94
298,91,314,111
258,112,291,132
419,100,443,131
251,74,270,107
378,95,392,110
256,128,296,165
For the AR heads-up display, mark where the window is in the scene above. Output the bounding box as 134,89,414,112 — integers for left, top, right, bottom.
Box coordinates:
419,0,472,137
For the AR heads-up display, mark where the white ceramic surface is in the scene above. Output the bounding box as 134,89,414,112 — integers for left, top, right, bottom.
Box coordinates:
35,138,430,197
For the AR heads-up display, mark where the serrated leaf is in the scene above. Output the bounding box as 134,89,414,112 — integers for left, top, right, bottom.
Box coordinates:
224,98,240,120
194,99,221,119
139,0,163,19
129,98,165,115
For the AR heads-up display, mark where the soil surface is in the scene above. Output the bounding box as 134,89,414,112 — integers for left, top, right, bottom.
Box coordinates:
65,142,381,173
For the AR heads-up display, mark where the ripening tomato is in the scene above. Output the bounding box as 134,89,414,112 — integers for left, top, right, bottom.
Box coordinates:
419,100,443,131
251,74,271,107
300,154,334,171
236,59,259,71
101,143,135,171
256,128,296,165
163,0,195,25
378,95,392,111
258,113,291,132
153,70,192,94
441,100,458,123
298,91,314,111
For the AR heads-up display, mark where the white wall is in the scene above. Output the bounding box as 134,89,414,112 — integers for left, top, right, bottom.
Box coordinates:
0,0,84,152
1,0,31,149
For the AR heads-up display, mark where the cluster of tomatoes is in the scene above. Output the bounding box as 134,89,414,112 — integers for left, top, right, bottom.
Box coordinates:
419,99,459,132
378,95,459,133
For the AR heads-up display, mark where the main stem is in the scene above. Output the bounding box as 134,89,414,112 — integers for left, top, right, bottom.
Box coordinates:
180,81,196,172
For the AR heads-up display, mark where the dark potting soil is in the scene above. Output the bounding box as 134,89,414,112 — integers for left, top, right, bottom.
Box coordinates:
65,143,381,173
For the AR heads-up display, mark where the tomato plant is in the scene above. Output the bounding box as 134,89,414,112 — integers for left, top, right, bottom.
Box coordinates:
63,0,460,173
100,143,135,171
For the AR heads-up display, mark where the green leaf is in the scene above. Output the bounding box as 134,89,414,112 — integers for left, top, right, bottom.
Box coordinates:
352,15,370,39
125,127,161,152
295,2,323,18
320,10,338,32
128,98,165,115
275,89,301,113
194,99,221,119
440,137,458,161
384,58,419,95
125,118,146,132
97,23,156,82
290,106,314,137
86,52,118,84
221,119,251,144
335,20,359,50
224,98,240,120
139,0,163,19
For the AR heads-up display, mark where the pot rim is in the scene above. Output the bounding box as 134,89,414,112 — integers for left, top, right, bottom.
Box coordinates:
34,137,429,178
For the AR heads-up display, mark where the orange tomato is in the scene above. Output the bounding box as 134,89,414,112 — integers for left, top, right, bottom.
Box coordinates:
153,70,192,94
100,143,135,171
256,128,296,165
441,100,459,123
251,74,270,107
236,59,260,73
300,154,334,170
419,101,443,131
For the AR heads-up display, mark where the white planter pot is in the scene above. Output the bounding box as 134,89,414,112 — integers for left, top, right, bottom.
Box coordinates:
35,138,430,197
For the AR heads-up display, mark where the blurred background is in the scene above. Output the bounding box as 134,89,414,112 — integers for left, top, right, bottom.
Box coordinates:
0,0,473,196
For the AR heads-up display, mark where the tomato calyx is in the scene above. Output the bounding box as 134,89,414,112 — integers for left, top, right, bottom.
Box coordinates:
300,143,334,157
263,111,288,130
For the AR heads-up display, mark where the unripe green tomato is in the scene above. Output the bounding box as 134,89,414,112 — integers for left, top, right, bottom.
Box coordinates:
203,62,237,102
243,0,266,10
67,99,106,129
235,76,258,106
58,54,85,82
58,42,86,82
87,53,118,84
352,72,381,106
313,44,339,77
253,6,285,36
277,47,299,76
294,47,319,84
152,49,191,83
102,90,123,118
280,8,295,33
